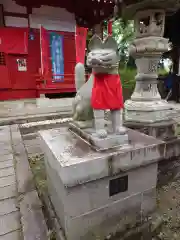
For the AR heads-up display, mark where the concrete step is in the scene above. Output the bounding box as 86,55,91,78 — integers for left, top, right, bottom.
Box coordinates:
0,111,72,126
19,117,72,134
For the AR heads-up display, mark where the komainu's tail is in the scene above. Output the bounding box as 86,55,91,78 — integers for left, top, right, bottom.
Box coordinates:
75,63,86,91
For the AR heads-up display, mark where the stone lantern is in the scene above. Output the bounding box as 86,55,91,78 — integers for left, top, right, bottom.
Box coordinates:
123,0,180,139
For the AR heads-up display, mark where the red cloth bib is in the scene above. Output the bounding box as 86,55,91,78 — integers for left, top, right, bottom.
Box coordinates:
91,73,124,110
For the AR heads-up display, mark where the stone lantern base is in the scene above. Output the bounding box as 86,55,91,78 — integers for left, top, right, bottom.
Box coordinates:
122,4,180,140
124,99,178,140
124,114,177,141
125,99,174,122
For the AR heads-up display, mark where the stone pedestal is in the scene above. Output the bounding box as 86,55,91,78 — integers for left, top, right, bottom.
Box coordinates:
39,127,165,240
124,108,178,141
69,122,128,151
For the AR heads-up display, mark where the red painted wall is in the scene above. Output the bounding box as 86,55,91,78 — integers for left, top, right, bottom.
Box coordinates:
0,63,11,89
0,27,76,100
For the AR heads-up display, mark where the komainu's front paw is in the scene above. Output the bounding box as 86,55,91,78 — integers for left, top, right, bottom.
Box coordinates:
96,129,107,139
115,126,127,135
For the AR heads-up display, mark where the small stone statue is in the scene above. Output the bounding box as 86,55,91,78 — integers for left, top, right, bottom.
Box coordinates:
87,34,125,138
72,34,126,141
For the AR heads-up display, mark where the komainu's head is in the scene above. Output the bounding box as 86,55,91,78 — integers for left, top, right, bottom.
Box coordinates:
87,35,119,69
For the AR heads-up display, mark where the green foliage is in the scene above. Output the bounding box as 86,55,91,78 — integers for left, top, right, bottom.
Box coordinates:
119,67,169,90
112,19,135,64
158,68,169,76
119,68,136,89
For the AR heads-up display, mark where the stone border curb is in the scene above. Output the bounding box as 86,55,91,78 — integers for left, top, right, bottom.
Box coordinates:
0,111,71,126
42,195,66,240
10,124,49,240
20,118,72,135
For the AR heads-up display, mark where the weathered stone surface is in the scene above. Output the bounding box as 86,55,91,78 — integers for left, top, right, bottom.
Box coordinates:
0,126,20,240
0,143,12,151
0,175,16,188
19,190,48,240
0,154,13,162
10,125,22,146
0,136,11,143
11,125,34,196
0,149,13,157
69,122,129,151
0,230,21,240
40,127,164,187
0,211,20,236
40,127,162,240
12,141,26,156
141,188,157,217
48,165,142,240
65,194,142,240
46,174,66,231
0,160,14,170
124,120,177,141
165,137,180,159
0,126,10,137
0,167,14,178
123,3,177,126
23,135,41,146
13,148,35,194
11,125,48,240
0,98,72,127
0,185,17,200
141,187,157,217
25,145,43,156
0,198,18,216
46,157,157,218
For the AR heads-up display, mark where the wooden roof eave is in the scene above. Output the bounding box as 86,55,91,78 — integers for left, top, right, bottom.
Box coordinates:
14,0,117,27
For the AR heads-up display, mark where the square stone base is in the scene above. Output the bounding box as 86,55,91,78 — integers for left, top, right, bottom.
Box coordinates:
124,119,176,141
69,122,129,151
39,127,165,240
124,102,179,141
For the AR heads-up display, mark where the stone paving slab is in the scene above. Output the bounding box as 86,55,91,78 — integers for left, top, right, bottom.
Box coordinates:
11,124,48,240
0,160,14,169
0,211,21,236
0,98,73,116
0,175,16,188
0,125,21,240
0,154,13,162
0,198,18,216
20,190,48,240
0,98,73,125
0,185,17,201
0,123,53,239
0,167,14,179
0,230,21,240
0,135,11,141
0,150,13,157
0,112,71,127
0,144,12,151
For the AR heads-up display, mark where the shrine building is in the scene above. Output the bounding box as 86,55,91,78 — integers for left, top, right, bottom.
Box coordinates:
0,0,114,100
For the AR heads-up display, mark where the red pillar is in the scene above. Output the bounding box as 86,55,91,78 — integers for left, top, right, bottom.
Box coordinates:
108,20,113,36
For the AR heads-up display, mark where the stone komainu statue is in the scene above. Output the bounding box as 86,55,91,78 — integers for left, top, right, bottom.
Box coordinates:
72,34,125,138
